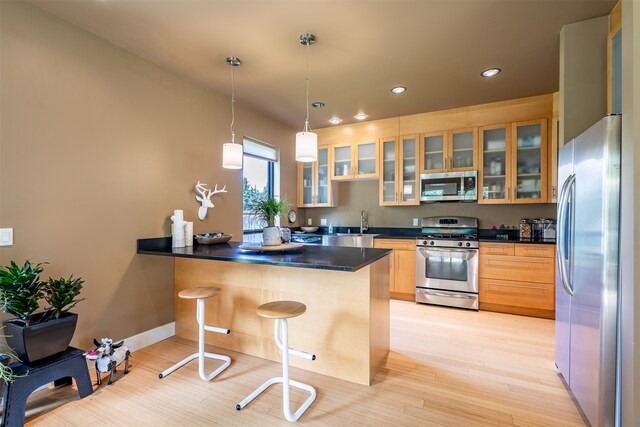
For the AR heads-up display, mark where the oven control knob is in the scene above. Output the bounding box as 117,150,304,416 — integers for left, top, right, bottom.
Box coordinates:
457,242,463,247
429,241,434,246
422,240,428,246
466,242,471,247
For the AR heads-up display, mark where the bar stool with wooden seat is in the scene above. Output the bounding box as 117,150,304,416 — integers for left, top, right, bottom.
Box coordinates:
159,287,231,381
236,300,316,422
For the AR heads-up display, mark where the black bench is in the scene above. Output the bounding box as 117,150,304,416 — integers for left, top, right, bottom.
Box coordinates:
1,347,93,427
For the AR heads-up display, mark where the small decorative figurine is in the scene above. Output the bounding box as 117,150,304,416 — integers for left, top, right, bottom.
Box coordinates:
194,181,227,220
92,338,131,385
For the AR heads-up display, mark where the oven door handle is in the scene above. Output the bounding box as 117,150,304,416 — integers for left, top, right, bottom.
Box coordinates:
417,247,478,260
416,289,477,299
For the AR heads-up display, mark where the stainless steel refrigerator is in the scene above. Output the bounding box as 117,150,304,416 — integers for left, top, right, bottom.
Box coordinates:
556,115,621,427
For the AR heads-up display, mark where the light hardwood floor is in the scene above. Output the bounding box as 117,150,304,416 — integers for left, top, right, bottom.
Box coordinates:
23,301,586,426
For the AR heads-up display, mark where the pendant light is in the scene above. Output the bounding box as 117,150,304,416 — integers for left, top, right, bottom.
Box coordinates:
222,57,243,169
295,33,318,163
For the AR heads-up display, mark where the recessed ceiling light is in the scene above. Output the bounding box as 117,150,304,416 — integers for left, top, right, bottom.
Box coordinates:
481,68,501,77
311,102,325,108
329,117,342,125
355,113,367,120
390,86,407,94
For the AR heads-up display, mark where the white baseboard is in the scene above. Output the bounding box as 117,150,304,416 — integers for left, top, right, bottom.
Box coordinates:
121,322,176,353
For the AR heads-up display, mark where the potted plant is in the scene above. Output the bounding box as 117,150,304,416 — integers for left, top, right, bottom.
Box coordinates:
249,196,290,246
0,260,84,364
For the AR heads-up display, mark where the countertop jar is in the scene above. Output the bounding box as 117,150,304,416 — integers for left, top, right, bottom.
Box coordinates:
519,219,532,240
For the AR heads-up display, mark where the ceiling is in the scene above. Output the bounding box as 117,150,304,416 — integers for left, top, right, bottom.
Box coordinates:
29,0,616,130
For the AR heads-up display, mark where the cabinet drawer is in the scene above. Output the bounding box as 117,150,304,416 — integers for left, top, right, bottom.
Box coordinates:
374,239,416,251
479,243,515,256
479,278,554,310
479,255,554,283
514,244,555,258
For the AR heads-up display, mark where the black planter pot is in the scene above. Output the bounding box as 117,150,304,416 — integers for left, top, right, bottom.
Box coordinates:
3,312,78,364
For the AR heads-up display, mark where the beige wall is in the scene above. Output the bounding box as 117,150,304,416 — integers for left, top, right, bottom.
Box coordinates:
0,1,296,349
304,180,556,229
559,16,608,145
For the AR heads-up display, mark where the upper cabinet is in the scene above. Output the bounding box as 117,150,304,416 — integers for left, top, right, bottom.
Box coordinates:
379,135,419,206
478,119,548,204
297,146,337,208
420,128,477,173
331,140,379,180
513,120,547,203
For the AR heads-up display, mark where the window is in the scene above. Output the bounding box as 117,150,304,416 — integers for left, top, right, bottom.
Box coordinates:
242,138,278,242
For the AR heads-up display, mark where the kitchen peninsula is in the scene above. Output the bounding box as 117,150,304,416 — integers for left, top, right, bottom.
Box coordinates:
137,238,391,386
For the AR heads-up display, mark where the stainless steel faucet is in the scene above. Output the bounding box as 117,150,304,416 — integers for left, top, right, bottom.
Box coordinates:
360,210,368,234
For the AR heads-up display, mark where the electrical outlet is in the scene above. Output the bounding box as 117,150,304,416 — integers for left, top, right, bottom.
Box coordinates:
413,218,419,227
0,228,13,246
320,218,327,226
307,218,313,225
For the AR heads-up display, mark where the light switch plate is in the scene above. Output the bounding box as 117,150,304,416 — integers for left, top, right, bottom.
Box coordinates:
413,218,419,226
0,228,13,246
307,218,313,225
320,218,327,226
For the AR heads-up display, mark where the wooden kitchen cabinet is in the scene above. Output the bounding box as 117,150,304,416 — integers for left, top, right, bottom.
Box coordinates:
420,127,477,173
297,146,337,208
478,119,549,204
379,135,419,206
374,239,416,301
479,242,555,319
331,140,378,180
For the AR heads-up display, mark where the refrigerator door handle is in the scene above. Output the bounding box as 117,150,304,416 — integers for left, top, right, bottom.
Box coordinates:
557,174,575,296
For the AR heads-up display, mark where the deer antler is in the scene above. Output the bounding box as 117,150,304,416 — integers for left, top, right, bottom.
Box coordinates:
210,184,227,196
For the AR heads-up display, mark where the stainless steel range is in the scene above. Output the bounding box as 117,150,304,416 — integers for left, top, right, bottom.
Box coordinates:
415,216,479,310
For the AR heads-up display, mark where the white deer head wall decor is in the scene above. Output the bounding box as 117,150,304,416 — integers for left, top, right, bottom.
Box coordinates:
194,181,227,220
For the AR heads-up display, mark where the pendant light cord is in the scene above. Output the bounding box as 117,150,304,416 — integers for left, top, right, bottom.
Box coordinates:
230,64,236,144
304,40,311,133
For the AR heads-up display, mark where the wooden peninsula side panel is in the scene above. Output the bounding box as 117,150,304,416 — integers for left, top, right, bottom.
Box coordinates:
174,256,390,386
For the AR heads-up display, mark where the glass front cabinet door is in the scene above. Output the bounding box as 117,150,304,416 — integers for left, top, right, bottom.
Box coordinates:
380,137,398,205
355,140,378,179
421,132,446,173
297,146,335,207
332,143,353,180
399,135,419,204
479,124,510,203
511,119,548,203
450,128,477,171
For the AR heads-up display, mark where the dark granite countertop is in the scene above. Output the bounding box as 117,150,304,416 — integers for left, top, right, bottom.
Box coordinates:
137,237,392,272
478,238,556,245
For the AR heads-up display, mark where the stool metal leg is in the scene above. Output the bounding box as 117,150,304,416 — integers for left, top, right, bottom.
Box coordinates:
236,319,316,422
159,298,231,381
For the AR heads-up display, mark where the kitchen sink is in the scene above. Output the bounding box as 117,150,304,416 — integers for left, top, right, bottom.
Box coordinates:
322,234,378,248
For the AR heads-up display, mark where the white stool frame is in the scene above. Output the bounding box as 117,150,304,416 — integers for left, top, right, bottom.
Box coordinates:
236,318,316,422
159,298,231,381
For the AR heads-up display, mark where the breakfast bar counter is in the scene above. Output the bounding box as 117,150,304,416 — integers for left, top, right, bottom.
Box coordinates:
137,238,391,386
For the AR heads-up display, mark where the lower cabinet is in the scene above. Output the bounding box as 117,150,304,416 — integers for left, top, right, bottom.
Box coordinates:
373,239,416,301
479,242,555,319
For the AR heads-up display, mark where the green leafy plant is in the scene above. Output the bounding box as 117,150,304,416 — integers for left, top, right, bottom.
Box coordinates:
0,342,24,384
249,196,290,228
0,261,47,324
44,276,85,319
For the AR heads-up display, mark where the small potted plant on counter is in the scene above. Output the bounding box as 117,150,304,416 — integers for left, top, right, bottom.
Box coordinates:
249,196,290,246
0,260,84,364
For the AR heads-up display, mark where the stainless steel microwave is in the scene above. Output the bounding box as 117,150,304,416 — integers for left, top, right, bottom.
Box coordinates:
419,171,477,202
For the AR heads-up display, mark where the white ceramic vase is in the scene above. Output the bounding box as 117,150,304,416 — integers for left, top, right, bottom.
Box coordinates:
262,226,281,246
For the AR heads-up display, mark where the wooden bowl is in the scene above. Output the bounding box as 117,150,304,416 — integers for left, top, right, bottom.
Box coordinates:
301,226,319,233
194,233,232,245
